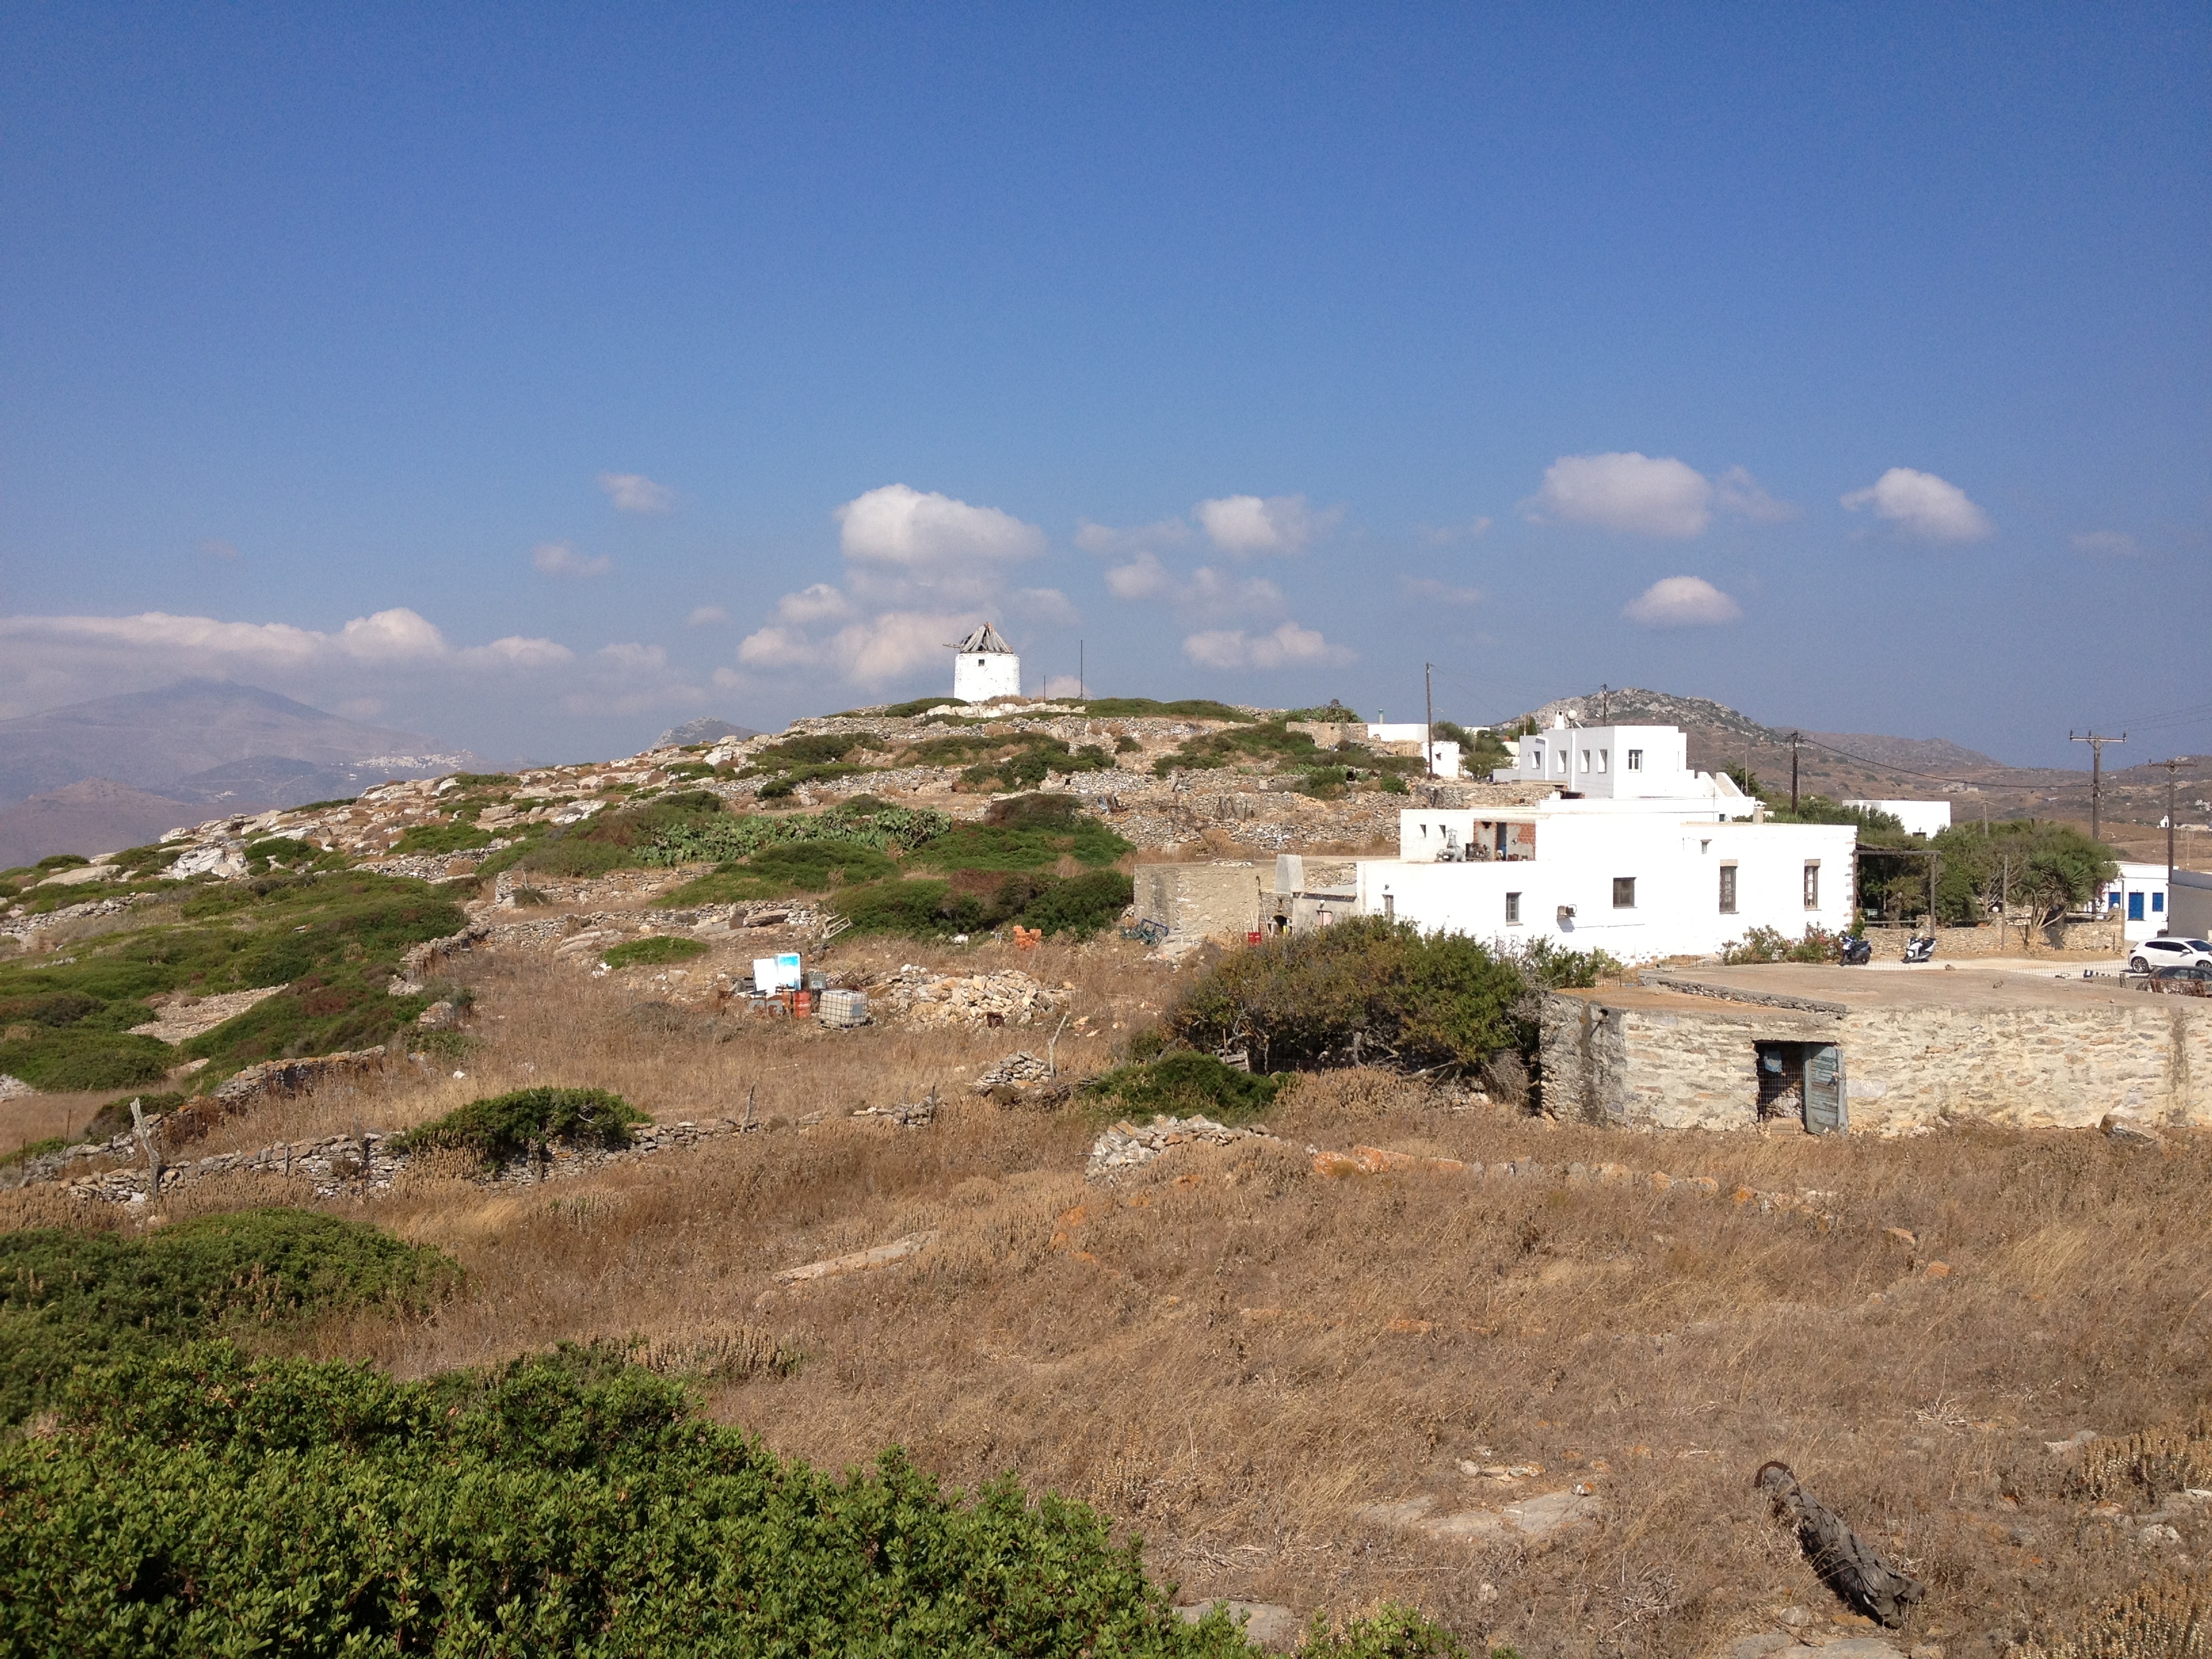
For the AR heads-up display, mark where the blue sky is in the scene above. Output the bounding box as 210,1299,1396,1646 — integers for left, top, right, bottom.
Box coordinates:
1,4,2205,765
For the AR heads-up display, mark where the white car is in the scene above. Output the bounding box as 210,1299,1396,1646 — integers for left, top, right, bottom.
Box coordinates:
2129,936,2212,974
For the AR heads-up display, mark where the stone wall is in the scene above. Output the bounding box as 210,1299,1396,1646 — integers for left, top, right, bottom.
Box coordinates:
1855,918,2123,960
1543,985,2212,1133
1132,861,1271,943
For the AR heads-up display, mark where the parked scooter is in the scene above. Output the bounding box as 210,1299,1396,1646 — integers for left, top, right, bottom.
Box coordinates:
1841,935,1873,966
1902,935,1936,965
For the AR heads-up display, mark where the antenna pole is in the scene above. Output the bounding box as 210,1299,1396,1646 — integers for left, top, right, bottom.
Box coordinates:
1790,732,1801,814
1078,640,1084,701
2071,731,2125,844
2160,756,2190,921
1424,662,1435,781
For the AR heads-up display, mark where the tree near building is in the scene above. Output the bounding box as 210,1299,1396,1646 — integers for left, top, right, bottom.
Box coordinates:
1927,820,2116,934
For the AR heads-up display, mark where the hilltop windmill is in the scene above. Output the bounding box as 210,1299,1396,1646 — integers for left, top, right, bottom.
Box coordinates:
947,623,1019,703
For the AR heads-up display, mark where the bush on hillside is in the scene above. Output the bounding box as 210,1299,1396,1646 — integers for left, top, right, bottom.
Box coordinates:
0,1340,1458,1657
0,1210,457,1425
395,1086,649,1167
1017,869,1135,937
389,821,495,855
1084,1050,1287,1124
600,935,709,969
831,867,1134,941
0,1028,173,1091
1166,916,1530,1076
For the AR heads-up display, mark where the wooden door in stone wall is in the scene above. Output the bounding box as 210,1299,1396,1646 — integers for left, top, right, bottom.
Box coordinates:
1804,1044,1846,1134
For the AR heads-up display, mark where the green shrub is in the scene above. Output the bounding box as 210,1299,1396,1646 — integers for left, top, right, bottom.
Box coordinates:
643,805,948,867
601,935,710,968
0,1340,1286,1658
0,1028,172,1090
1720,924,1848,965
1085,1050,1286,1124
389,821,495,855
396,1086,649,1166
1076,697,1252,720
33,853,89,871
1168,916,1527,1076
1017,869,1135,938
832,878,961,937
0,1210,457,1425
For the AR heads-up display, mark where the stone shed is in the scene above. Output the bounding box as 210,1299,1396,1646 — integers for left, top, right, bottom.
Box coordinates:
1542,965,2210,1134
1131,861,1270,945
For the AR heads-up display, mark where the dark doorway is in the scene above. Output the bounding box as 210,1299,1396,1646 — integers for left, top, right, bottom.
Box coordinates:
1754,1042,1847,1133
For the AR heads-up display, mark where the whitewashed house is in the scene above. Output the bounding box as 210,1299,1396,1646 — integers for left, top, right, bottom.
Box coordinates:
949,623,1020,703
2102,862,2173,943
1362,721,1857,960
1365,723,1461,778
1845,799,1952,837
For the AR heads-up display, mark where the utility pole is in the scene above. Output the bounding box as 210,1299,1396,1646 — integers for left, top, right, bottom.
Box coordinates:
1078,640,1084,701
1601,683,1610,722
1790,732,1801,814
1424,663,1435,781
2159,757,2190,924
2070,730,2125,845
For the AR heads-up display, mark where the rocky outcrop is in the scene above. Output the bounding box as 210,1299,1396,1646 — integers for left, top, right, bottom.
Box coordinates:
1085,1114,1275,1181
880,966,1069,1029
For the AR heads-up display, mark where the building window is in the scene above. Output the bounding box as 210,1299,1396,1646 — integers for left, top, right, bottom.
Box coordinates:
1580,749,1591,773
1530,743,1544,771
1505,891,1521,924
1613,876,1636,909
2154,893,2165,913
1803,862,1820,908
1626,749,1643,771
1719,864,1738,913
1596,750,1609,773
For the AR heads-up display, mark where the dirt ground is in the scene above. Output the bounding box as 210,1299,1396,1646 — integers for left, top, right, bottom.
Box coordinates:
5,927,2209,1657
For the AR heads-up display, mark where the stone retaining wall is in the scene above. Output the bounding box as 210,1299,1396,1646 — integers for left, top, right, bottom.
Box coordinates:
39,1115,758,1206
1543,986,2212,1133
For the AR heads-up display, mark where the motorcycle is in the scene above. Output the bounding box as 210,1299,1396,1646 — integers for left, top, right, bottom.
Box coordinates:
1840,935,1873,966
1902,935,1936,965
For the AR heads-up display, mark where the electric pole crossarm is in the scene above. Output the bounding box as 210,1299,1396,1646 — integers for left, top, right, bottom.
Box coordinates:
2071,730,2125,845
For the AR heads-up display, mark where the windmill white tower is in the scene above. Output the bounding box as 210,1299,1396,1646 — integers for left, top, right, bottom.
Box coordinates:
949,623,1021,703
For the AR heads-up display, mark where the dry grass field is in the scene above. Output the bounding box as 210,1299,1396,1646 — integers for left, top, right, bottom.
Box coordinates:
7,930,2211,1657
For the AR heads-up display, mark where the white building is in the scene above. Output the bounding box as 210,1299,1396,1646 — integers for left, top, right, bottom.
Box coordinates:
1361,723,1856,960
2102,861,2173,943
1492,716,1753,808
949,623,1020,703
1364,723,1461,779
1845,799,1952,838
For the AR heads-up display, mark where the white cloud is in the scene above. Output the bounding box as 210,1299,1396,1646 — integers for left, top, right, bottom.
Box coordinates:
2072,530,2142,558
0,607,627,729
1399,575,1484,607
1713,466,1799,523
597,472,675,514
836,483,1045,569
1416,516,1492,546
775,583,854,625
1040,674,1086,698
1622,575,1744,628
1182,621,1355,670
1195,493,1338,556
1105,552,1176,601
686,605,729,626
1840,468,1993,543
1075,517,1191,555
198,538,241,562
1526,453,1713,538
1008,587,1080,626
533,540,612,577
456,635,577,670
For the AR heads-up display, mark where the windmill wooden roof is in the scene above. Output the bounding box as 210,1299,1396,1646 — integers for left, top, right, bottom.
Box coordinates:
950,623,1014,654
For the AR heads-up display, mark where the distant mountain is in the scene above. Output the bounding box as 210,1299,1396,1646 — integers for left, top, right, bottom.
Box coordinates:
655,717,762,748
1797,731,2003,775
0,680,481,810
0,779,202,869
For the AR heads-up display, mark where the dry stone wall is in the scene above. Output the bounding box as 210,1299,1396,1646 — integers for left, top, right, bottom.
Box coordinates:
1543,985,2212,1133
